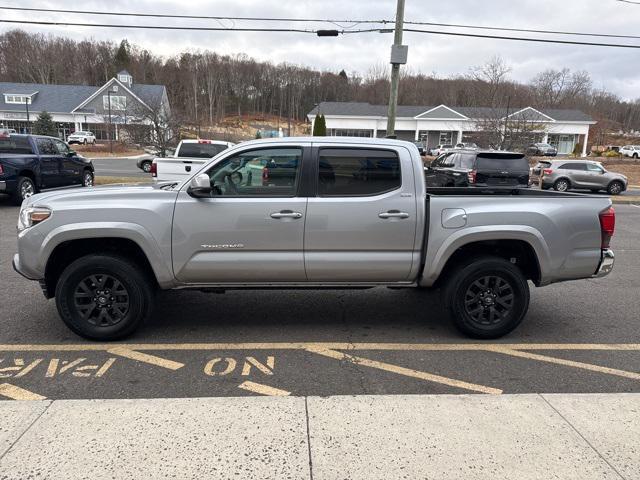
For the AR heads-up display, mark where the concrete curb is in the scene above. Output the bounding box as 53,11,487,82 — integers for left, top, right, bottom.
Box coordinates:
0,393,638,479
612,197,640,205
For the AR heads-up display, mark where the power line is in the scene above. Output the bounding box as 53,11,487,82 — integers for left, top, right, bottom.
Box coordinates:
1,5,639,40
0,19,319,34
400,28,640,49
403,20,640,41
1,18,640,49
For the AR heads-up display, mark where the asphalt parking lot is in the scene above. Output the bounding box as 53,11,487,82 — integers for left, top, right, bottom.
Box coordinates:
0,196,639,400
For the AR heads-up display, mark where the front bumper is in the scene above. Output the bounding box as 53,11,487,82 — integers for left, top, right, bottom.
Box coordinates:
12,253,39,280
592,248,614,278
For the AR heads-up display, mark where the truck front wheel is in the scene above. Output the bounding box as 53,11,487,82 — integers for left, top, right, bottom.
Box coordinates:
55,255,154,340
445,257,530,339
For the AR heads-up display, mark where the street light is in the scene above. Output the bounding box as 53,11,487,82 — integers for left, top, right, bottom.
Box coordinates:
107,89,114,154
24,97,30,134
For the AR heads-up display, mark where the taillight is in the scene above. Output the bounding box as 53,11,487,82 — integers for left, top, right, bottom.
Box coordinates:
542,168,553,175
262,166,270,185
0,164,4,175
599,207,615,249
467,169,477,184
198,139,212,144
150,161,157,177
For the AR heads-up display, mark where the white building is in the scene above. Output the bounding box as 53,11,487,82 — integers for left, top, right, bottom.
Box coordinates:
308,102,596,156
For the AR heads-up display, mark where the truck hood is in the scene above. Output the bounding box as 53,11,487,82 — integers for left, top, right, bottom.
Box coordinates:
25,182,178,208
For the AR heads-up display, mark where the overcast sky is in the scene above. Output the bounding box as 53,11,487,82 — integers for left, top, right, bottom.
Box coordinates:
3,0,640,100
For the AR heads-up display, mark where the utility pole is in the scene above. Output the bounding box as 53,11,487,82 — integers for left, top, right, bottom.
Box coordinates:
386,0,407,138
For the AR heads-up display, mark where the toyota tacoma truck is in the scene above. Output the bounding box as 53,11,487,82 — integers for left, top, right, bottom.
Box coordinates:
13,137,615,341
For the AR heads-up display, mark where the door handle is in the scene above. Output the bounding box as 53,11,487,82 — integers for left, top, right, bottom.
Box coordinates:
378,211,410,219
270,211,303,219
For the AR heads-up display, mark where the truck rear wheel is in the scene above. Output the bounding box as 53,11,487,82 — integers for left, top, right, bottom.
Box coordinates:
445,257,529,339
55,254,154,340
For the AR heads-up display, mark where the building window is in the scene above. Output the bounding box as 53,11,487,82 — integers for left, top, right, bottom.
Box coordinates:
439,132,453,144
118,74,130,84
4,95,32,104
328,129,373,137
103,95,127,111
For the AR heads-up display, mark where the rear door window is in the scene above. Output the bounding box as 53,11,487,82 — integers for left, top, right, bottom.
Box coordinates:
317,148,401,196
558,163,586,171
456,153,476,169
0,135,33,154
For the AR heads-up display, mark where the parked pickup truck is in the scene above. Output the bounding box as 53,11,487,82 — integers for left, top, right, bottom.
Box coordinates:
1,133,94,205
150,139,235,181
13,137,615,341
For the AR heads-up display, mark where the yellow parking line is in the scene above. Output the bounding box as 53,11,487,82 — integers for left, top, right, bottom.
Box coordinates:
307,347,502,395
238,381,291,396
107,347,184,370
0,383,46,401
1,342,640,352
487,347,640,380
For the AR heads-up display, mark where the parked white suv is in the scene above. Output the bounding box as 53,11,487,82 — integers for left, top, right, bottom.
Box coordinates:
68,131,96,145
619,145,640,158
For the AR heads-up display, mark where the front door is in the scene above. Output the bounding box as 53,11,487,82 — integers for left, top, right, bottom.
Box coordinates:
172,145,308,284
304,145,418,282
34,137,63,188
52,138,82,186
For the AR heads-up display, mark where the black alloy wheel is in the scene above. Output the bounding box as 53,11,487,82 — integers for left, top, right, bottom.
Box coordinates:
73,274,130,327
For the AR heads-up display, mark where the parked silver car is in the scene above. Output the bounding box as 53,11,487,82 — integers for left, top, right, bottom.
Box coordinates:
533,159,628,195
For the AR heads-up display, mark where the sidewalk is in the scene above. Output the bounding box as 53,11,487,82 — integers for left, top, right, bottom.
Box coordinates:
0,393,638,479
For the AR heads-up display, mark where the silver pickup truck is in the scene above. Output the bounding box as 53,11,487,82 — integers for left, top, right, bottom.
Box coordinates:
13,137,616,341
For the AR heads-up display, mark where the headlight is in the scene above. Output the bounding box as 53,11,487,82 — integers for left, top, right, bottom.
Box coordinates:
17,206,51,232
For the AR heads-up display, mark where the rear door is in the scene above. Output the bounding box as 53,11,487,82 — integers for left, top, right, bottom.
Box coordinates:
34,137,63,188
475,153,529,186
304,145,418,282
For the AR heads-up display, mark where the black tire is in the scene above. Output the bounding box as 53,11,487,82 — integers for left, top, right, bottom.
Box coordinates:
633,153,638,159
82,169,94,187
12,176,36,205
55,255,155,340
553,178,570,192
83,139,88,145
444,257,530,339
607,181,624,195
141,161,152,173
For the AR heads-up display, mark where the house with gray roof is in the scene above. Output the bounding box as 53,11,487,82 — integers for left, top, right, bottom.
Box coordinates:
308,102,596,156
0,70,170,141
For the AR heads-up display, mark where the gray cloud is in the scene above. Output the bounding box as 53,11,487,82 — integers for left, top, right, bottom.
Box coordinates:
4,0,639,99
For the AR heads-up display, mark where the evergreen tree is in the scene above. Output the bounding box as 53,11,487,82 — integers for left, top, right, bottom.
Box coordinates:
313,114,327,136
32,111,57,137
115,39,131,71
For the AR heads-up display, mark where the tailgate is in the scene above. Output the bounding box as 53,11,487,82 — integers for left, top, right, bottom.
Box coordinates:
155,157,208,181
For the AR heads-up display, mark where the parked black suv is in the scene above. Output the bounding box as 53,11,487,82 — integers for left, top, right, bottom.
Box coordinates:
0,133,94,204
424,150,530,188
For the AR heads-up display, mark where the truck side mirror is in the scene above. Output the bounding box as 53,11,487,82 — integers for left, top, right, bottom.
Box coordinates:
187,173,212,198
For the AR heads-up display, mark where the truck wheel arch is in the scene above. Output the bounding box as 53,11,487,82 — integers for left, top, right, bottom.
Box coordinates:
44,237,162,299
422,230,548,288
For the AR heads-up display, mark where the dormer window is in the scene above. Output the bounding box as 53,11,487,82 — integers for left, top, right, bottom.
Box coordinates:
4,94,34,104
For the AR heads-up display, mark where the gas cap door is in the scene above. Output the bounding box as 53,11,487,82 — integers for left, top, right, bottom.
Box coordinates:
441,208,468,229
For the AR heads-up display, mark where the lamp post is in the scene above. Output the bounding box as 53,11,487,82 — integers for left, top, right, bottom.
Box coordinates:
107,90,113,154
25,97,30,134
